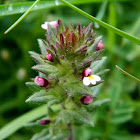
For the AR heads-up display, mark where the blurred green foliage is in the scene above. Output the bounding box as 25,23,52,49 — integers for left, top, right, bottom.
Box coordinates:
0,0,140,139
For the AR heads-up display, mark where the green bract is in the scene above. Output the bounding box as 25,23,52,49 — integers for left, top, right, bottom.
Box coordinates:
26,20,109,140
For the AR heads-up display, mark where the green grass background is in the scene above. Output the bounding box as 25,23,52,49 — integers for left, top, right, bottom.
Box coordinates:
0,0,140,139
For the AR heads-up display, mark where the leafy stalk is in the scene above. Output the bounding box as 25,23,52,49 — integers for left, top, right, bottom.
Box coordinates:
116,65,140,83
60,0,140,45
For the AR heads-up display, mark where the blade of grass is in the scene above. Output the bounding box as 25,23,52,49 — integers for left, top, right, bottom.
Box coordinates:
60,0,140,45
2,0,129,34
4,0,40,34
116,65,140,83
0,105,46,140
0,0,128,17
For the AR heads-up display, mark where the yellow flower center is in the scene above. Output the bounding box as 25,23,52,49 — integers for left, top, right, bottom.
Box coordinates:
88,75,94,80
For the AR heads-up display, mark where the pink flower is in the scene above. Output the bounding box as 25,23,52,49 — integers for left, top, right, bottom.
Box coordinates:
40,120,51,125
96,40,104,51
82,68,101,86
80,96,93,105
41,21,58,30
83,67,92,77
46,53,53,62
34,76,49,87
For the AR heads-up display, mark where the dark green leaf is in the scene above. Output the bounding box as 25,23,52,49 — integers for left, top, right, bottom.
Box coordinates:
91,56,107,73
29,51,46,65
26,82,42,91
32,64,61,77
38,39,49,56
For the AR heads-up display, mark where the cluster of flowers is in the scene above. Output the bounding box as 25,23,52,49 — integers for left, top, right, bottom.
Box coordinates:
33,21,104,125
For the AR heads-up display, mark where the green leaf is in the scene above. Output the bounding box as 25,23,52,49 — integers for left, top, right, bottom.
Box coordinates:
109,132,133,140
38,39,49,56
26,92,56,104
91,84,103,96
93,98,110,106
61,109,94,126
47,99,63,107
29,51,46,65
84,23,93,40
96,69,110,76
60,0,140,45
91,57,107,73
63,80,93,96
111,114,133,124
113,105,134,115
31,129,49,140
51,132,69,140
110,104,134,125
85,98,110,112
26,82,42,91
57,19,66,35
26,85,65,105
110,81,121,109
32,64,61,77
87,36,102,55
47,24,58,45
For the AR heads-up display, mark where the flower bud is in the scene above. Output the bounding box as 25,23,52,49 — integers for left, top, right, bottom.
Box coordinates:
91,29,93,36
41,21,58,30
80,96,93,105
40,120,51,125
96,40,104,51
46,53,53,62
34,76,49,87
83,67,92,77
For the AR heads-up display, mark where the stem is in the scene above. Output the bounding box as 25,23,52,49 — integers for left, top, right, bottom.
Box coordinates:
67,123,74,140
4,0,40,34
116,65,140,83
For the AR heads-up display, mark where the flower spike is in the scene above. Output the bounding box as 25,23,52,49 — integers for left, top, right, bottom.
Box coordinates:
26,19,107,140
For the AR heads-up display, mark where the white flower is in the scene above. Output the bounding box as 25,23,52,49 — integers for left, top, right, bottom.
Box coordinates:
41,21,58,30
83,75,101,86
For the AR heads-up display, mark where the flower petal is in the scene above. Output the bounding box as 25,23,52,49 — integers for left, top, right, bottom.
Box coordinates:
92,75,101,82
41,23,48,30
83,77,90,86
90,79,96,85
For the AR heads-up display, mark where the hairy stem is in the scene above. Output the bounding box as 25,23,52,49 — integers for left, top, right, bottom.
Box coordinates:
67,124,74,140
